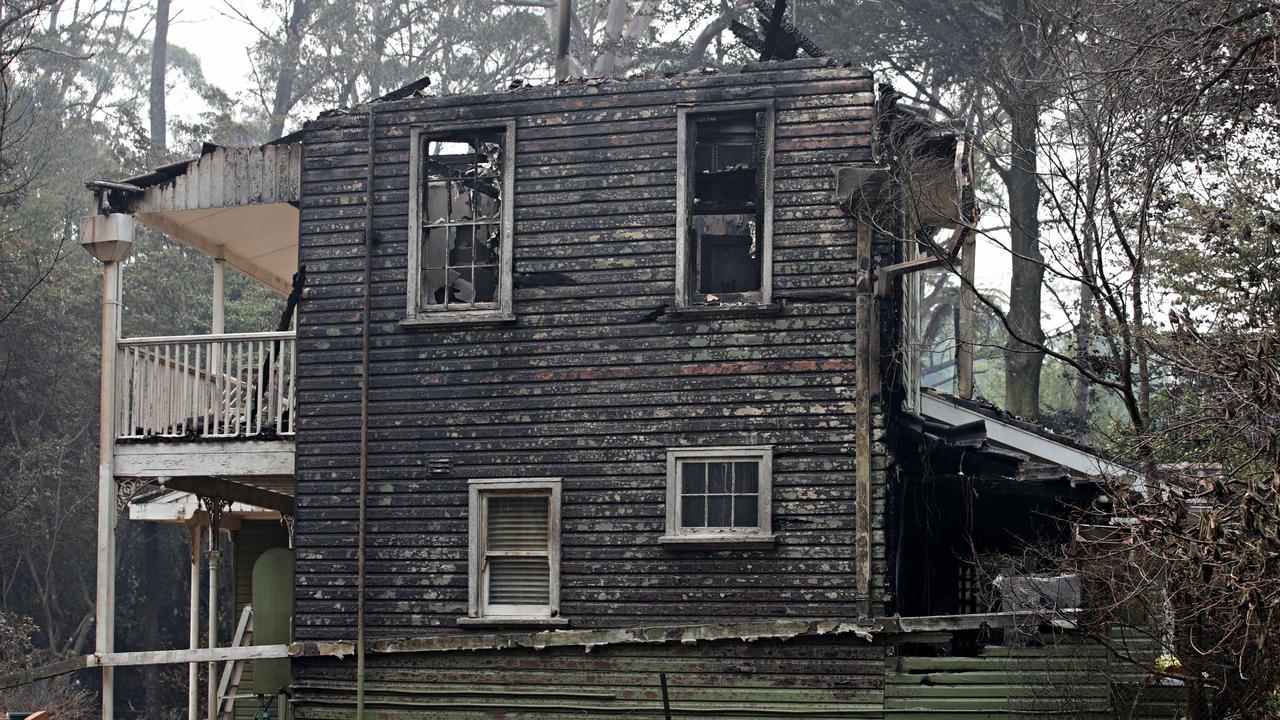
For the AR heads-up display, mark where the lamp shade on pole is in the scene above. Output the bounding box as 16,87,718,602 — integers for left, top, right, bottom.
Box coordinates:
79,213,135,263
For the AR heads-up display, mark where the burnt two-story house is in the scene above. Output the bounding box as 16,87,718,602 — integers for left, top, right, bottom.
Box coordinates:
59,57,1176,720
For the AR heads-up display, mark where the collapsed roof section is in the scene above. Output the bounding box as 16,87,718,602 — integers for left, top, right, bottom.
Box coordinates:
912,387,1136,486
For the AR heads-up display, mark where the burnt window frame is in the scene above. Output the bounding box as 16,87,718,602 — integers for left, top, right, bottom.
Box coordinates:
660,446,774,547
675,101,776,308
405,119,516,325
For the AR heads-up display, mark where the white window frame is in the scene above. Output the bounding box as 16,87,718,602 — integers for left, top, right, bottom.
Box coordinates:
463,477,565,626
660,446,774,546
405,119,516,325
674,101,776,308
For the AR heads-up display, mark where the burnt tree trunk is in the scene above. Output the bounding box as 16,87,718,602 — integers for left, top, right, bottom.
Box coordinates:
148,0,170,149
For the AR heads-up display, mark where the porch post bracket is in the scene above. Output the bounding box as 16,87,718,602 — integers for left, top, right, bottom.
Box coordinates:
198,495,230,540
115,477,156,517
280,512,295,549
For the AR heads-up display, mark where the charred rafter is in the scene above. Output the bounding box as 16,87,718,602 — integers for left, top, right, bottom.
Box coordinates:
731,0,826,62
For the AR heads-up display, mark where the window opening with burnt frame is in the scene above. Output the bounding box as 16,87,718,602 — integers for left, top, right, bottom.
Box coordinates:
407,121,515,324
676,103,775,307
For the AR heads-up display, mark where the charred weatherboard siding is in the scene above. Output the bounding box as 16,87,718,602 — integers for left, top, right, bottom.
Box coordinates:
292,62,885,645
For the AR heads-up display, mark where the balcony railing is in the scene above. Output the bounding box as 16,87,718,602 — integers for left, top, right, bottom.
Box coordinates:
116,331,296,440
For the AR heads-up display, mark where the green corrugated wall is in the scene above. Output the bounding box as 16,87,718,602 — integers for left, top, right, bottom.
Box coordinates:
293,634,888,719
288,628,1188,719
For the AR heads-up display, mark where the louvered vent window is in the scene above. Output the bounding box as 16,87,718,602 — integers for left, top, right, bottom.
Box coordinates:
485,495,551,608
468,479,562,622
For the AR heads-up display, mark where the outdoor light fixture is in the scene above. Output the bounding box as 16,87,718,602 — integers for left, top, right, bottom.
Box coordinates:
78,213,135,263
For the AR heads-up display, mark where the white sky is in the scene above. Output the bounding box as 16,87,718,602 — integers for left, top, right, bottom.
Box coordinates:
165,2,261,120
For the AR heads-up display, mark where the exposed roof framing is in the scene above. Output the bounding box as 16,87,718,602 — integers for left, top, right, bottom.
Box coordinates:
919,389,1134,480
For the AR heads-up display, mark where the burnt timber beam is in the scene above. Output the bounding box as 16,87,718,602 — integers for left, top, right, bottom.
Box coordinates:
875,223,969,296
159,476,295,515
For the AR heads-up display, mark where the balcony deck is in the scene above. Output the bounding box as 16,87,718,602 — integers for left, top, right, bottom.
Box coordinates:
112,330,296,479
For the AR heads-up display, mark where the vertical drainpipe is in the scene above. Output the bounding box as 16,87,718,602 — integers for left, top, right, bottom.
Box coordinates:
555,0,572,82
81,205,133,720
355,104,375,720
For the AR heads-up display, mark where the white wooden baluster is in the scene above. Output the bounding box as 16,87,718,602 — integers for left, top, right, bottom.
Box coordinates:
256,338,266,430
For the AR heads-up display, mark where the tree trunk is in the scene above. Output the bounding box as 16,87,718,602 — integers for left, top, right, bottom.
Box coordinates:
1073,282,1093,425
268,0,310,139
148,0,170,150
140,521,161,718
593,0,629,75
1001,96,1044,420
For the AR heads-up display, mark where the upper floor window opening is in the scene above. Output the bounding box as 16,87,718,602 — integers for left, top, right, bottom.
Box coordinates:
406,120,516,325
676,102,776,308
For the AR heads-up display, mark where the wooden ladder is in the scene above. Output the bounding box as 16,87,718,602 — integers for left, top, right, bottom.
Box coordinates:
216,605,253,720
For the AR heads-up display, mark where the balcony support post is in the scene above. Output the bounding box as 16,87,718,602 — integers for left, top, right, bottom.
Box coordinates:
212,256,225,335
95,257,124,720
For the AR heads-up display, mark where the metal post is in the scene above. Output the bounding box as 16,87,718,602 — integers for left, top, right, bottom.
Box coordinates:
555,0,572,82
95,259,124,720
188,524,202,720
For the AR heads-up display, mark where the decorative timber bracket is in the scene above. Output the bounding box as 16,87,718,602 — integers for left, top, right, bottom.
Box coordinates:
198,495,231,541
280,512,295,549
115,477,157,518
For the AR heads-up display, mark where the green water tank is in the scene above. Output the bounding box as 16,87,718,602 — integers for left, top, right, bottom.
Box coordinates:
252,546,294,695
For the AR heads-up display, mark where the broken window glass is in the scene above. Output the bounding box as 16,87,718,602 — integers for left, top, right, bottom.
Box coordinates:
688,110,766,303
419,129,505,312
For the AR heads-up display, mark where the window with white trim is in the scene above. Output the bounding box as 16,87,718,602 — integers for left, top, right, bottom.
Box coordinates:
466,478,562,623
676,102,775,307
407,121,515,324
661,447,773,545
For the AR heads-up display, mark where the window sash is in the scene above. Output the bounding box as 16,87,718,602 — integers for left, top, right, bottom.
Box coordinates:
407,120,516,322
675,102,776,308
665,447,773,540
467,479,562,620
